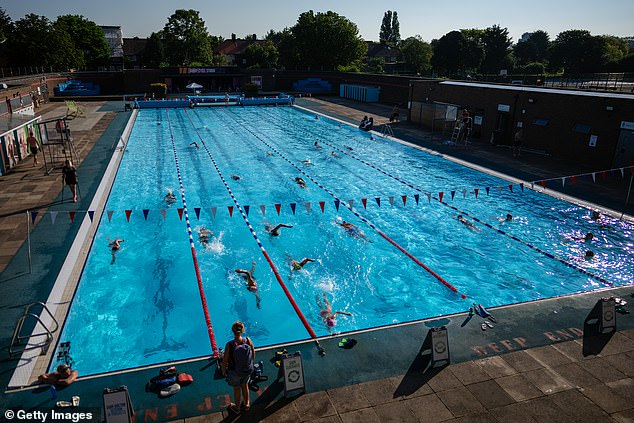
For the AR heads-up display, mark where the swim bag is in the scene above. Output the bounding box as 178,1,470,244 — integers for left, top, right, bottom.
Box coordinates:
177,373,194,385
231,337,254,376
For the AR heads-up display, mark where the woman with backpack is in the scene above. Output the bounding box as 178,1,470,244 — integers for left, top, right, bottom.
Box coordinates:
221,321,255,414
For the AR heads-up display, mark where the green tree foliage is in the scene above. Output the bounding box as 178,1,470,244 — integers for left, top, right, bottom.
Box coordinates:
480,25,513,74
363,56,385,73
599,35,628,65
514,31,550,66
529,30,550,62
9,14,52,66
289,10,367,70
550,30,608,73
0,7,12,43
399,36,432,75
161,9,213,66
244,40,279,68
144,32,165,68
55,15,110,68
379,10,400,47
432,30,482,76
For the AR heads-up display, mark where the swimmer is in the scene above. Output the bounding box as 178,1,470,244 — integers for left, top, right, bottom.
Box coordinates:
591,211,601,221
231,174,241,181
584,232,594,242
265,151,274,156
498,213,513,223
235,262,261,309
189,141,199,149
344,145,353,151
164,189,177,205
585,250,595,259
265,223,293,236
317,294,351,331
314,141,322,148
330,151,341,158
301,158,313,166
290,257,315,271
294,177,307,188
337,220,371,242
457,215,478,231
109,238,124,264
198,227,213,247
314,115,319,120
370,135,375,141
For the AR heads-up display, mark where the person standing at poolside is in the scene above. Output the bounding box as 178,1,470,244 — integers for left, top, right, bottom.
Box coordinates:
221,321,255,414
26,130,39,166
61,159,78,202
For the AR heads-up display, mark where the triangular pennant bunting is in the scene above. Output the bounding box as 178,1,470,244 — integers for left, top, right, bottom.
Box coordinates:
177,208,183,221
592,172,596,182
426,193,431,203
438,192,444,202
194,207,201,219
244,205,250,216
228,206,234,217
474,188,479,199
620,168,624,178
450,191,456,200
348,199,354,209
125,210,132,222
334,199,340,211
30,211,38,224
540,180,546,187
401,195,407,206
319,201,325,212
50,211,58,225
497,186,503,193
362,198,367,209
290,203,296,215
211,207,217,218
160,209,166,220
305,202,311,213
519,183,524,191
260,205,266,216
414,194,419,205
106,210,113,222
486,187,490,196
375,197,381,207
561,177,566,188
69,211,76,222
88,210,95,222
508,184,513,192
275,204,281,215
143,209,150,221
462,189,467,199
388,196,394,206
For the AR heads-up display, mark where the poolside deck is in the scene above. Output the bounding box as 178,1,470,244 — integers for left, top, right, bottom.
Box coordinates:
0,98,632,422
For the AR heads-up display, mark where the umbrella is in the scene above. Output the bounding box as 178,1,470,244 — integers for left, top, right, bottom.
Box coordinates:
186,82,202,94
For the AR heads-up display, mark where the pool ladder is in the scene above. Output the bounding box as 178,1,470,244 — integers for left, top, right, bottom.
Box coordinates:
380,124,394,138
9,302,59,359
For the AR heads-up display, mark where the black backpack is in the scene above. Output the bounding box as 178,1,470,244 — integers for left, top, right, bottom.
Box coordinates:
231,337,254,376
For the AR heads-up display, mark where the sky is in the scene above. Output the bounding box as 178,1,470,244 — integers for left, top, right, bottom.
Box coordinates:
3,0,633,43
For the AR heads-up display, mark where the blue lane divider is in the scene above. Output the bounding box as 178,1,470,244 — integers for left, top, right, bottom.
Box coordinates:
219,107,467,299
164,109,220,356
270,108,615,288
182,108,324,354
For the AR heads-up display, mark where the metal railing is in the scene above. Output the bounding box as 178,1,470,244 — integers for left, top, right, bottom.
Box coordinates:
9,302,59,359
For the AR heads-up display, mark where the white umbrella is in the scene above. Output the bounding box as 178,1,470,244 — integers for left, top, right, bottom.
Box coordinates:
186,82,202,94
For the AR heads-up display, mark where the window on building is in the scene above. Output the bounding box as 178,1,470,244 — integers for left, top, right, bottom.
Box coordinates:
572,123,592,134
533,118,550,126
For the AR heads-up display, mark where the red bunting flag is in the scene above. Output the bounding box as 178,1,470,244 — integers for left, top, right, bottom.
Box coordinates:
228,206,234,217
69,211,76,222
319,201,325,212
474,188,479,199
275,204,281,215
125,210,132,222
143,209,149,221
540,180,546,187
177,208,183,221
508,184,513,192
438,192,444,202
362,198,367,209
194,207,201,219
401,195,407,206
88,210,95,222
30,211,38,224
260,205,266,216
107,210,113,222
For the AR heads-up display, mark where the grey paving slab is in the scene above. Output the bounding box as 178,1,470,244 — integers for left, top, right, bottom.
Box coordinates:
465,380,515,410
516,397,572,423
389,373,433,399
339,407,382,423
606,378,634,402
327,384,371,414
526,345,574,367
577,357,628,383
476,356,517,379
551,340,588,361
294,391,337,420
448,412,500,423
184,412,224,423
404,393,454,423
437,387,486,417
548,389,612,423
490,403,539,423
551,362,602,388
371,401,419,423
500,350,544,372
600,332,634,356
259,402,302,423
522,368,573,395
427,368,463,393
621,328,634,341
604,353,634,377
304,416,343,423
448,361,492,385
582,383,632,414
356,378,397,406
611,408,634,423
495,373,544,402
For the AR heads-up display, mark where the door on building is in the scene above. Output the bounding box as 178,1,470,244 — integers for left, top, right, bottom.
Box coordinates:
492,112,509,145
613,127,634,167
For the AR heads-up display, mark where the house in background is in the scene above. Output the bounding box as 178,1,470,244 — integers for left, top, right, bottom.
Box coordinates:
100,26,124,71
214,34,265,68
123,37,148,69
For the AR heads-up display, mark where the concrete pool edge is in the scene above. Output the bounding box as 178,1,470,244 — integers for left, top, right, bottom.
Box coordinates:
7,109,139,389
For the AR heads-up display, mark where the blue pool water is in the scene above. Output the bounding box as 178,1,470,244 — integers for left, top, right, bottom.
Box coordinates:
53,106,634,375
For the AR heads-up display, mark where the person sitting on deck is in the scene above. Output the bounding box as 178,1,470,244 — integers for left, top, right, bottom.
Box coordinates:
359,116,368,129
38,364,78,386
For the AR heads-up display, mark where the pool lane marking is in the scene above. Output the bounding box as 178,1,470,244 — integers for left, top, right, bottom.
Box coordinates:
165,109,220,357
272,110,614,288
220,107,467,300
183,109,324,353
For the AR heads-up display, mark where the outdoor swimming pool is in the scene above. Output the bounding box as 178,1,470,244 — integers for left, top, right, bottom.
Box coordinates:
52,106,634,376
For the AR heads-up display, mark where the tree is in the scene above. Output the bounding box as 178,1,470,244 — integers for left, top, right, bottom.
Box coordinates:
9,14,52,66
379,10,400,47
432,30,483,76
55,15,110,69
161,9,213,66
290,10,367,70
550,29,604,73
0,7,12,44
363,56,385,73
480,25,513,74
529,30,550,62
514,30,550,66
144,32,165,68
399,36,432,75
244,40,279,68
599,35,628,66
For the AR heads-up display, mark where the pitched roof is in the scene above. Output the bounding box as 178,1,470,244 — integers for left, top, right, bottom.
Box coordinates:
123,37,148,56
214,39,265,55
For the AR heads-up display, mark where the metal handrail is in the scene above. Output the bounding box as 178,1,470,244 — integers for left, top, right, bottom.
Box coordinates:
9,302,59,359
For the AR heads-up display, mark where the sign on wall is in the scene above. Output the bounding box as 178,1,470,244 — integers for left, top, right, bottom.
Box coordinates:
497,104,510,112
589,135,598,147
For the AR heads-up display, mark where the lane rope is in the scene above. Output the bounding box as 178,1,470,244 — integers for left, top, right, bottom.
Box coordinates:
220,107,467,299
271,108,615,288
165,109,220,357
183,108,325,355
